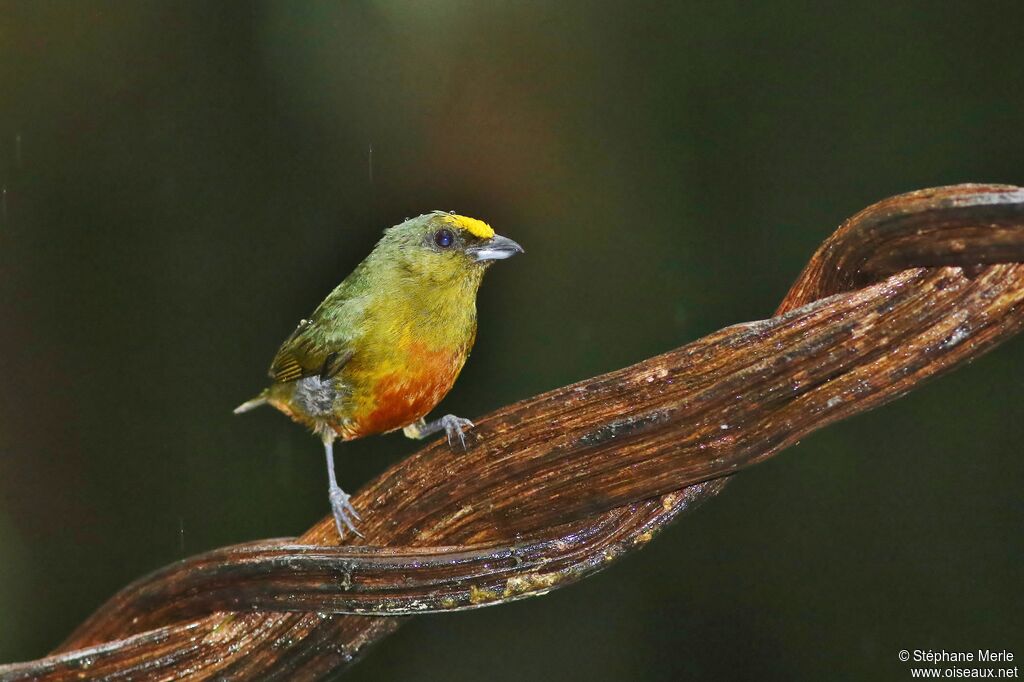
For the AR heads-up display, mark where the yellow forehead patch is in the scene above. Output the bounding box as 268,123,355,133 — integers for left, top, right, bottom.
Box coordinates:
442,214,495,240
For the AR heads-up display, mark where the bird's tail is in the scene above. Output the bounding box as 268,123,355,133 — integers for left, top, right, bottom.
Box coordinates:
234,391,269,414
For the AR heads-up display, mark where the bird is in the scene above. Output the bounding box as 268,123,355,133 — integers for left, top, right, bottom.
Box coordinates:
234,212,523,537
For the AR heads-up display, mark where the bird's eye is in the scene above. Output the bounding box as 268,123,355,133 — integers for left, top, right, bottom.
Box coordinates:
433,228,455,249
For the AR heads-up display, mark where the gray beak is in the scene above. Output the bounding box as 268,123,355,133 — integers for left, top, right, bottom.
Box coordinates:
467,234,524,262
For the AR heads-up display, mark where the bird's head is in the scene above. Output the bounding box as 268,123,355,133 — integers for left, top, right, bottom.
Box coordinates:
376,212,524,287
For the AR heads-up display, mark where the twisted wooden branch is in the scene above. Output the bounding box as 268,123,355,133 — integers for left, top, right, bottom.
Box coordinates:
3,184,1024,681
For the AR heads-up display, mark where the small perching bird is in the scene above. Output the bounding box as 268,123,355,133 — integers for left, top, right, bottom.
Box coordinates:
235,212,523,537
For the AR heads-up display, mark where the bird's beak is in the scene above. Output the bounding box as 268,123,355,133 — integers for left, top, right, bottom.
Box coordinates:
467,234,524,262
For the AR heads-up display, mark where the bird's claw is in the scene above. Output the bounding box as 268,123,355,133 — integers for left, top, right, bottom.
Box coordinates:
441,414,475,451
329,486,363,538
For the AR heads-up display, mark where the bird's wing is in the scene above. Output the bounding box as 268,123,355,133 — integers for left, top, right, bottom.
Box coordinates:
268,320,354,384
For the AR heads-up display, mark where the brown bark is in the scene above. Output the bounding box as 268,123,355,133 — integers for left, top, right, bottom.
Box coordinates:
2,184,1023,681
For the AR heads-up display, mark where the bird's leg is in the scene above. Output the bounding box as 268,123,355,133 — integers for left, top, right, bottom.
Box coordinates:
402,414,475,450
322,434,362,538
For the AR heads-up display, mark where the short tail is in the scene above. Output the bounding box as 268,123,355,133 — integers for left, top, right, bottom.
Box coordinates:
234,392,268,414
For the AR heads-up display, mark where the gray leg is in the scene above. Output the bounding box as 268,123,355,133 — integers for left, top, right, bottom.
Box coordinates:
402,414,475,450
323,435,362,538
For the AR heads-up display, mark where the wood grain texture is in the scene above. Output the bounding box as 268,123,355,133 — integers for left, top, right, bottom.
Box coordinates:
3,184,1024,681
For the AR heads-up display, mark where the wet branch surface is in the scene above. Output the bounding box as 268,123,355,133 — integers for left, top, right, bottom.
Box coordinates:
3,184,1024,680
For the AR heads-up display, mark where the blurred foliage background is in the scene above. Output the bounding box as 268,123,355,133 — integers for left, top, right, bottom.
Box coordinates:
1,2,1022,680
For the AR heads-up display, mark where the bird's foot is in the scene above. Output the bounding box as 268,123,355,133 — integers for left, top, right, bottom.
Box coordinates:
403,414,475,450
329,485,363,538
440,414,475,451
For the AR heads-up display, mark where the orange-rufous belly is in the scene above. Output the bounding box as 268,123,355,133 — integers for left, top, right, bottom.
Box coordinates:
343,343,465,438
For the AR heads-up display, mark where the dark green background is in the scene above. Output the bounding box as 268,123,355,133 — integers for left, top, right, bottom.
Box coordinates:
1,2,1021,680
